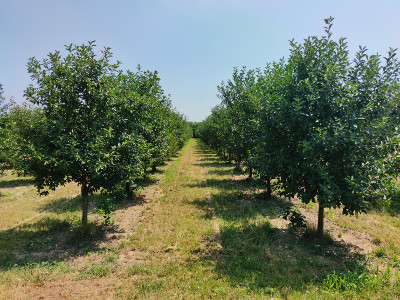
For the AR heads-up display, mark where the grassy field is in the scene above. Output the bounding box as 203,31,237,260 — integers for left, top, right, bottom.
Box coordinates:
1,139,400,299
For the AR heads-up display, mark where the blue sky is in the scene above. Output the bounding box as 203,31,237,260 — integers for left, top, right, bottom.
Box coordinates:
1,0,400,121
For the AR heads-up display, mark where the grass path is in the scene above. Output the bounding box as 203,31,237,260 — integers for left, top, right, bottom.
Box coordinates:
1,139,400,299
114,138,244,299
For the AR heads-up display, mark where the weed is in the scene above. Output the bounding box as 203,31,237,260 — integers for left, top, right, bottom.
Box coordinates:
372,236,381,245
305,201,316,210
302,226,335,246
138,280,164,293
26,216,70,232
233,165,243,174
68,219,105,245
323,266,392,292
125,264,151,276
374,246,388,258
104,253,118,263
325,208,335,221
282,206,307,229
78,263,113,279
94,193,121,226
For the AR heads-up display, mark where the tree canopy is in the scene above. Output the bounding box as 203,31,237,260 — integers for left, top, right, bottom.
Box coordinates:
198,18,400,236
16,41,191,226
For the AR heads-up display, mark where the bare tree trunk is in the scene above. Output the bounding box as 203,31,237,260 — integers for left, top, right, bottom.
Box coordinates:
317,201,324,237
125,182,134,200
265,177,272,200
249,167,253,178
81,180,89,227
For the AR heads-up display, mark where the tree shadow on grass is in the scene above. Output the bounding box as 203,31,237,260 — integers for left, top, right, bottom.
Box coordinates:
1,177,158,271
40,195,82,213
0,148,173,272
206,169,234,176
188,144,367,295
0,177,36,188
0,216,107,271
192,161,232,169
133,175,158,187
39,192,147,214
186,177,266,196
191,188,366,295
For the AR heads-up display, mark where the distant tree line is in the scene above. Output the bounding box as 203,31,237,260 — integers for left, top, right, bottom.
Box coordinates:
0,41,192,226
198,18,400,236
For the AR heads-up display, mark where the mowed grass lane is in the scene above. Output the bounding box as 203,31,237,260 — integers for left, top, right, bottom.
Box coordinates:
1,139,400,299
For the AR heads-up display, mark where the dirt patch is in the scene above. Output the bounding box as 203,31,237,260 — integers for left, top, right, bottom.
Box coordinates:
111,187,164,239
20,278,117,300
292,197,377,255
118,249,149,264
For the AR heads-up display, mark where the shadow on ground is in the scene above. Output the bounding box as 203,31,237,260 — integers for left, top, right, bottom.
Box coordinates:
189,142,367,294
0,177,36,188
0,173,159,271
0,216,106,271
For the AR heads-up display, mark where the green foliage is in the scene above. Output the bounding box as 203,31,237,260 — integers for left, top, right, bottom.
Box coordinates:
198,67,261,170
217,67,261,166
0,85,6,174
3,103,43,174
282,206,307,229
197,105,232,161
78,262,114,279
188,121,199,138
23,41,122,193
199,17,400,235
0,84,14,175
112,67,191,174
94,192,121,226
14,41,191,226
323,266,393,292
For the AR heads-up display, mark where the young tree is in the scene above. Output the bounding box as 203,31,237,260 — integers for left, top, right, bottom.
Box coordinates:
255,18,400,236
21,44,191,226
4,103,44,174
0,84,7,174
202,18,400,237
22,42,127,226
188,122,199,138
218,67,261,175
248,59,288,198
198,105,232,160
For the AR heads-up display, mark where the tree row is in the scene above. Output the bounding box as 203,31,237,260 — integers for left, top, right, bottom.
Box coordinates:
0,41,192,225
198,18,400,236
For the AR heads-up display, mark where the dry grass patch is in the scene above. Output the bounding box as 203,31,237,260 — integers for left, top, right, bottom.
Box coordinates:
0,171,80,229
2,139,400,299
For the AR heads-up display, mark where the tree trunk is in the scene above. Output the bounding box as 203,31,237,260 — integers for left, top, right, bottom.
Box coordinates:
152,164,157,172
265,177,272,200
81,180,89,227
249,167,253,178
317,201,324,237
125,182,134,200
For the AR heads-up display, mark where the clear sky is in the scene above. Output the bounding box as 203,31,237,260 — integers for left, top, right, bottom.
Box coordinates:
1,0,400,121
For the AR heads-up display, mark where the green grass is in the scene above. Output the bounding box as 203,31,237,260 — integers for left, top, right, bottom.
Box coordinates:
1,139,400,299
78,262,115,279
0,171,115,276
